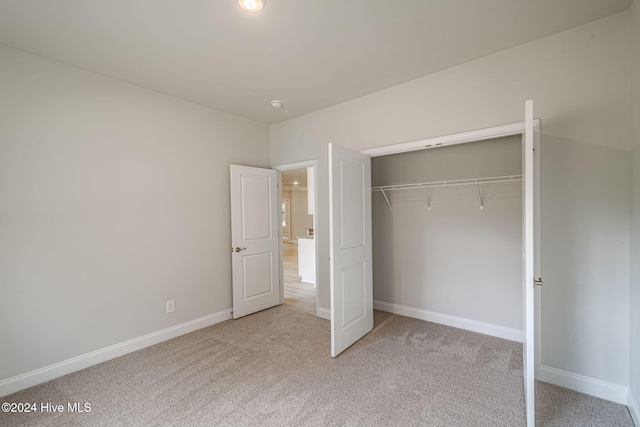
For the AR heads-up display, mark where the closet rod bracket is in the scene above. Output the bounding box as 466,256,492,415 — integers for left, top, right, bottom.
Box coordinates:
476,181,484,210
380,188,392,210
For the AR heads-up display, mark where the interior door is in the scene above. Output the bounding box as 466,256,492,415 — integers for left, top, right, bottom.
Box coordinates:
230,164,280,319
328,143,373,357
523,99,537,427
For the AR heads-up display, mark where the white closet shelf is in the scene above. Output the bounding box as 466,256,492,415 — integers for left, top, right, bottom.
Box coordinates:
372,175,522,192
372,175,522,210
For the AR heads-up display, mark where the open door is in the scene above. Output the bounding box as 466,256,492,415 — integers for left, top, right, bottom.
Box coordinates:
523,99,539,427
328,143,374,357
230,164,280,319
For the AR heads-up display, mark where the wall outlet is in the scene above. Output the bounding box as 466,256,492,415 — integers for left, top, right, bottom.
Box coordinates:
166,300,175,313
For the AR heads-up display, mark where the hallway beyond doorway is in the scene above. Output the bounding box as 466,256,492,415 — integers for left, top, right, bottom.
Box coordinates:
283,241,315,315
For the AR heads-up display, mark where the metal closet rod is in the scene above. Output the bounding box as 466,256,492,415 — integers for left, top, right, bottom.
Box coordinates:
371,175,522,210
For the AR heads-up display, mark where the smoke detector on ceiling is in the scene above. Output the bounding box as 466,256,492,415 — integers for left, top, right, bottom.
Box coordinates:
270,100,283,109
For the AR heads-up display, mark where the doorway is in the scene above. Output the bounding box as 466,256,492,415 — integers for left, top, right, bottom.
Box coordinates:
370,135,523,340
361,105,540,426
275,162,318,317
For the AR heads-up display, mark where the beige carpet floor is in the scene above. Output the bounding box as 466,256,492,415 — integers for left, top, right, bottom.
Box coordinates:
1,306,634,426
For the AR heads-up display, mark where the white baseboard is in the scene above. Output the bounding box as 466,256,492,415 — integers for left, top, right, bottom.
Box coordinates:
373,300,524,343
0,309,232,398
316,307,331,320
627,389,639,425
538,365,629,405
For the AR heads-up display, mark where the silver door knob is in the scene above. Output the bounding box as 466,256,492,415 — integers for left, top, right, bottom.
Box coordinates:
534,277,543,287
233,247,247,253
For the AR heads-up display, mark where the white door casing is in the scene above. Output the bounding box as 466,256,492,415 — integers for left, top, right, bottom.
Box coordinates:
282,199,291,241
523,99,536,427
230,165,280,319
329,143,374,357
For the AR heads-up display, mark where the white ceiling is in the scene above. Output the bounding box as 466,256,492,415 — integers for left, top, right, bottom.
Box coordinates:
281,168,307,187
0,0,632,124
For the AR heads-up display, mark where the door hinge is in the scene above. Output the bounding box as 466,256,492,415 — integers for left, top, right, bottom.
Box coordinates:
534,277,543,287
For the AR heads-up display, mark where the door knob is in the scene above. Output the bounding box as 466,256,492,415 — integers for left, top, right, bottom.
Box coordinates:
233,247,247,253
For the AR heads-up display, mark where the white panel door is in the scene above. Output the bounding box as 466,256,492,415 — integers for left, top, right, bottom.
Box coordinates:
523,99,538,427
329,143,373,357
230,165,280,319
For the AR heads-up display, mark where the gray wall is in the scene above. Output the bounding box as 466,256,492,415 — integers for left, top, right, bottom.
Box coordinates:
371,137,523,330
0,45,270,381
630,0,640,420
541,135,630,385
270,12,631,388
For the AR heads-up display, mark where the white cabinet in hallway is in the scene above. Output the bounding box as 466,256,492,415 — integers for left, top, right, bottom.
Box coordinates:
297,237,316,285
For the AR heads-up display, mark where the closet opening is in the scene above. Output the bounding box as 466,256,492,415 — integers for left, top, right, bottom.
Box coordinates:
357,108,539,426
370,134,525,341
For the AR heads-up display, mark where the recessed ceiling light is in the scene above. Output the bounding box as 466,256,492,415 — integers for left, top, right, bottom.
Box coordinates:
238,0,265,12
270,100,283,109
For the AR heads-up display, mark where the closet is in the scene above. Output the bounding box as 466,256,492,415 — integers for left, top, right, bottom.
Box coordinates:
371,135,524,338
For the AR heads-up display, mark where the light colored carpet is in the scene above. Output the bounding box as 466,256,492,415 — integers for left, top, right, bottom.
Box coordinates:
535,381,633,426
1,307,633,426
